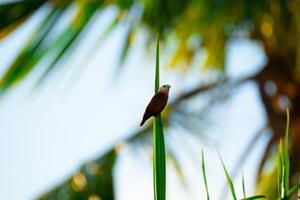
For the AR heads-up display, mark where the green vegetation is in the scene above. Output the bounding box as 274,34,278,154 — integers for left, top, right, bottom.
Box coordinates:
201,150,210,200
198,109,299,200
152,39,298,200
277,109,300,199
242,174,246,199
153,34,166,200
35,35,300,199
219,153,238,200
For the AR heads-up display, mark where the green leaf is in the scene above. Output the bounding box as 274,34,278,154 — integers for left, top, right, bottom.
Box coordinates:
283,108,290,196
287,183,300,197
35,2,100,86
0,0,46,32
155,33,160,93
38,150,117,200
242,173,246,198
241,195,266,200
201,150,210,200
219,153,237,200
278,140,283,198
153,32,166,200
0,6,68,96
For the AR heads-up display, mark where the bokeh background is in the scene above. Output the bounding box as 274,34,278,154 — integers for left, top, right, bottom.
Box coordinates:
1,0,300,200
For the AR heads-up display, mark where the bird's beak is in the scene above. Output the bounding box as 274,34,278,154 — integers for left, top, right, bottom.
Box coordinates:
167,85,171,89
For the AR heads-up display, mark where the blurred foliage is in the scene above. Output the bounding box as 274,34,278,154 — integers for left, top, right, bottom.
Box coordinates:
1,0,300,199
39,150,116,200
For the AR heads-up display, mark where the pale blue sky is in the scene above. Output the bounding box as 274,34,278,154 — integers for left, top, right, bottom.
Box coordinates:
0,3,269,200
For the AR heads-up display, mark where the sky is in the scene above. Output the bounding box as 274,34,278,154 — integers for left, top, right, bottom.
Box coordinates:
0,3,269,200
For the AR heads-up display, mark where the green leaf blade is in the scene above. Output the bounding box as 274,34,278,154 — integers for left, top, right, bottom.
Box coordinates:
35,2,99,86
287,183,300,197
241,195,266,200
0,7,64,95
283,108,290,196
155,33,160,93
278,140,283,198
242,173,246,198
153,32,166,200
219,153,237,200
201,150,210,200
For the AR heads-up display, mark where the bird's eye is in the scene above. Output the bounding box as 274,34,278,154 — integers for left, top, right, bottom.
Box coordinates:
163,85,166,88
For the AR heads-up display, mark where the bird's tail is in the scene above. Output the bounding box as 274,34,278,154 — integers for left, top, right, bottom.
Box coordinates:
140,114,148,126
140,118,146,126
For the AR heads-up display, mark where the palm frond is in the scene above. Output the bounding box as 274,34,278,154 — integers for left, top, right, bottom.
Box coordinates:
35,1,101,86
0,0,47,39
0,6,65,95
0,1,102,95
38,150,116,200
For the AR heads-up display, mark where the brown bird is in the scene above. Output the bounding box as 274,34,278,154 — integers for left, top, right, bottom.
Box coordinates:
140,84,171,126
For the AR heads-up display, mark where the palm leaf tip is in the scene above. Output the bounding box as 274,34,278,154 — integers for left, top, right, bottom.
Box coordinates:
242,173,246,198
201,149,210,200
218,153,237,200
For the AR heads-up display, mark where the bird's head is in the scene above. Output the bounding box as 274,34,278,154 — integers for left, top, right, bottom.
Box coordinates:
159,84,171,94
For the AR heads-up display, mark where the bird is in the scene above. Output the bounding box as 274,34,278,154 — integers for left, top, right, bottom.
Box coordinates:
140,84,171,126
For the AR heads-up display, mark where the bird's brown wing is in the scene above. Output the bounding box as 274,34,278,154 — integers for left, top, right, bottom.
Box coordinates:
140,92,168,126
146,92,168,116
